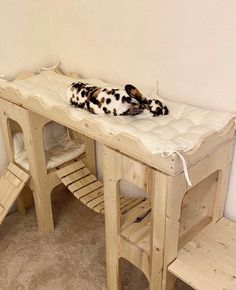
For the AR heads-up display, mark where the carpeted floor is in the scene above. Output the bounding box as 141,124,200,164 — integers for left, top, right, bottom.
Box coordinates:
0,190,193,290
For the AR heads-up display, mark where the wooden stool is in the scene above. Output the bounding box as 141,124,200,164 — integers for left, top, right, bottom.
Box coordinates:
103,140,234,290
0,98,96,233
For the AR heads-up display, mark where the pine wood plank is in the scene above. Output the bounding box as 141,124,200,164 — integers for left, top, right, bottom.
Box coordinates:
80,188,104,204
137,233,151,253
179,215,212,249
68,175,97,193
4,169,22,187
73,180,103,199
122,214,151,244
120,197,136,209
120,198,146,215
121,199,151,230
99,196,141,215
0,176,15,206
8,162,29,183
61,167,90,186
87,194,104,209
56,160,85,179
93,199,105,213
169,218,236,290
0,204,4,215
0,163,30,224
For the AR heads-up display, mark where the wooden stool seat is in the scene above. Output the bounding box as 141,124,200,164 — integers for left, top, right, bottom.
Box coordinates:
169,217,236,290
56,160,146,214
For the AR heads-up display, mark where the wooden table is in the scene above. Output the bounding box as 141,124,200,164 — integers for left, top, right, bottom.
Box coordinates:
0,71,235,290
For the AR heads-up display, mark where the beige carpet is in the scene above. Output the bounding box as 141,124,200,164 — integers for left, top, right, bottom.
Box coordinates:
0,190,193,290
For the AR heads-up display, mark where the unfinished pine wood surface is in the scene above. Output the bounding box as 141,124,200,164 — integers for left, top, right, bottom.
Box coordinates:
0,98,29,214
0,163,29,224
0,70,235,290
178,172,218,249
101,147,185,289
102,140,235,290
0,98,95,232
103,146,166,287
162,141,234,290
56,160,146,214
169,217,236,290
68,129,97,176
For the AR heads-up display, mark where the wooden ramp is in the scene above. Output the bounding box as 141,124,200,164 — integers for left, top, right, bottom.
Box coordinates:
0,163,30,224
56,160,147,215
169,217,236,290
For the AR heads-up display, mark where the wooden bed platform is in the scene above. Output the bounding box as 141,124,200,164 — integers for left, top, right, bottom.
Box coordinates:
0,68,235,290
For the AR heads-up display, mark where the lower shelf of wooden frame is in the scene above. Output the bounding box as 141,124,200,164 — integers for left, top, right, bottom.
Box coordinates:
56,160,147,215
121,199,151,253
169,217,236,290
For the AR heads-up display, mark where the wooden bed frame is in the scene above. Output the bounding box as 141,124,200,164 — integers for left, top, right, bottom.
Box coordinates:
0,69,235,290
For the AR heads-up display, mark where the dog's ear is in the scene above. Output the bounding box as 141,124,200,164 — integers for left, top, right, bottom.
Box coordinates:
125,84,146,103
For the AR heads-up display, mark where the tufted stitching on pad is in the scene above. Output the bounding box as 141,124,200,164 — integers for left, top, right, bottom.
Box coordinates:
0,71,235,157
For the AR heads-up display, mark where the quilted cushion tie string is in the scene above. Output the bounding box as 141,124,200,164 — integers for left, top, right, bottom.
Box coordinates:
175,151,192,187
162,151,192,187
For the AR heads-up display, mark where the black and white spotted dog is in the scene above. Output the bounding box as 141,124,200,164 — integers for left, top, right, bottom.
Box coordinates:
66,82,169,117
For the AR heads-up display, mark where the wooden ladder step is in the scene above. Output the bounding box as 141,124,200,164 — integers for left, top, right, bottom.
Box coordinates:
168,217,236,290
56,160,147,216
0,163,30,224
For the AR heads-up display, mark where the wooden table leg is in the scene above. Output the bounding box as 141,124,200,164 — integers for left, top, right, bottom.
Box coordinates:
103,146,121,290
150,171,186,290
23,111,54,233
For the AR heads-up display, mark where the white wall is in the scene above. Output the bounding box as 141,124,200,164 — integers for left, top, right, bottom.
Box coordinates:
49,0,236,220
0,0,53,173
155,0,236,221
1,1,236,219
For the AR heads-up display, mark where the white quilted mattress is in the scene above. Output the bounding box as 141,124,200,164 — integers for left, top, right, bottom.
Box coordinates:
0,71,235,156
